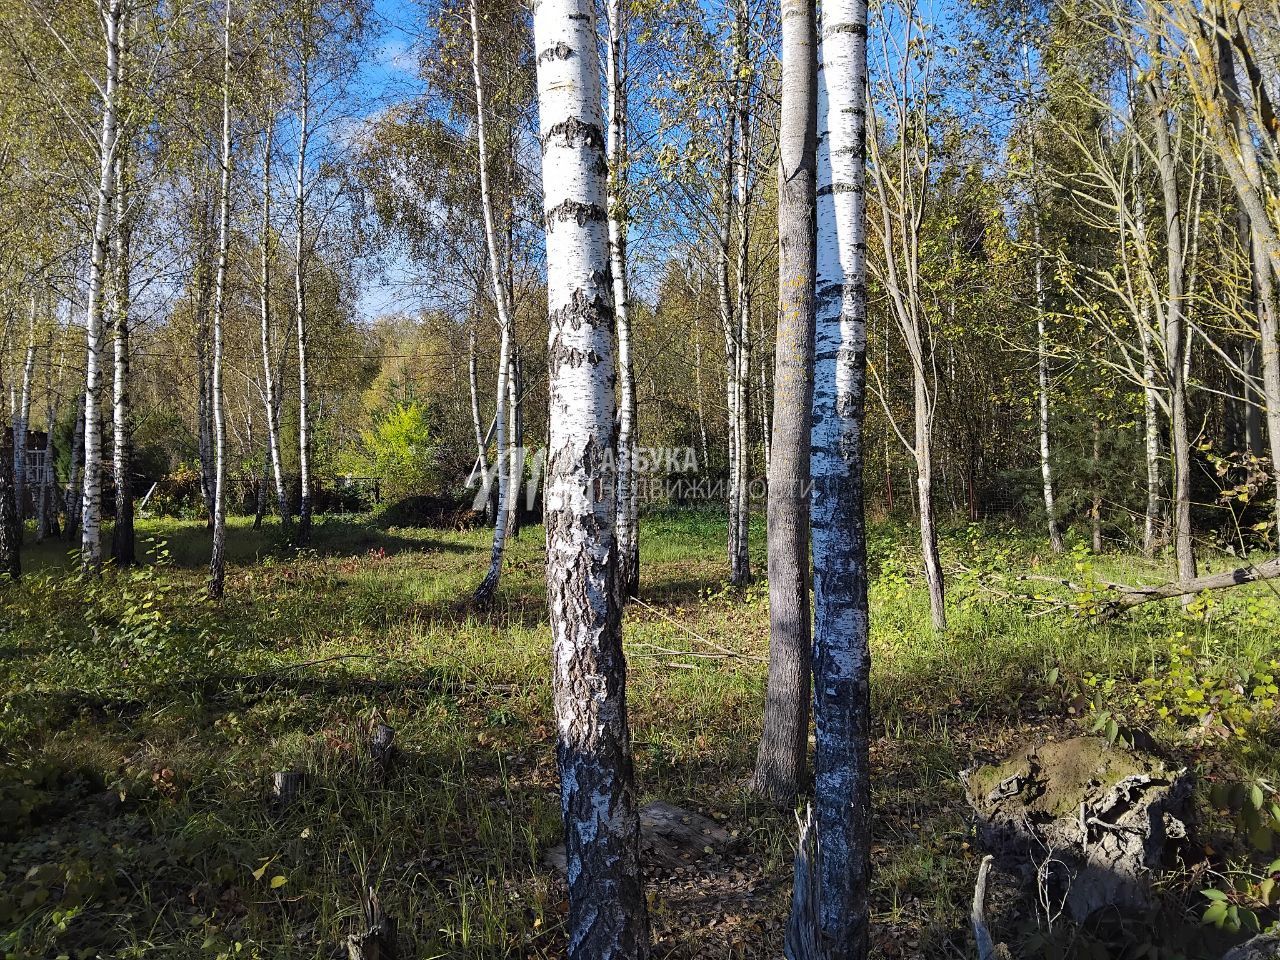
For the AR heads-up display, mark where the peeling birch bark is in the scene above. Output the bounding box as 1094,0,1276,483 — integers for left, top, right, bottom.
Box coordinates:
81,0,126,573
802,0,873,953
470,0,516,610
534,0,648,950
208,0,232,599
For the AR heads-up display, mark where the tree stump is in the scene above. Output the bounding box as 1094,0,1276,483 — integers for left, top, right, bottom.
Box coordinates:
347,886,397,960
962,736,1192,922
269,771,305,809
369,723,395,782
1222,933,1280,960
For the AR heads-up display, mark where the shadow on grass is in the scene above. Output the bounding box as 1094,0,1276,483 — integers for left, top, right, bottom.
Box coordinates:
17,516,478,573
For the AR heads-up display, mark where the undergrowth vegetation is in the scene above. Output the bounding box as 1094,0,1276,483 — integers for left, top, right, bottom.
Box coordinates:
1,513,1278,958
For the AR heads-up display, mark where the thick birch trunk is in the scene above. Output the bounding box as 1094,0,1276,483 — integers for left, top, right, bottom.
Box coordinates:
209,0,231,599
470,0,515,610
606,0,639,598
800,0,872,952
81,0,124,573
534,0,649,950
753,0,815,806
111,149,135,566
295,54,313,543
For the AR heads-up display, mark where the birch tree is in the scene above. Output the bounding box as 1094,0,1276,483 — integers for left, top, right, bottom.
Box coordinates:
606,0,640,599
534,0,649,950
1163,0,1280,541
866,0,946,631
209,0,232,599
110,132,135,565
289,0,320,543
469,0,516,610
81,0,127,573
257,93,290,525
1144,28,1197,589
753,0,816,804
790,0,873,949
13,297,37,533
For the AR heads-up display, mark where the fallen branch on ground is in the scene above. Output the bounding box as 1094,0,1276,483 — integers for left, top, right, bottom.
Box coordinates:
1098,556,1280,618
954,557,1280,620
628,596,767,662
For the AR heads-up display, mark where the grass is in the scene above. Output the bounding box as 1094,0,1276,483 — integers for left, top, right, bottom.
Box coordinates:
1,511,1278,958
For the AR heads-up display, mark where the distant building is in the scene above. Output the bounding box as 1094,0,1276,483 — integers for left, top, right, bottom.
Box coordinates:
4,427,52,515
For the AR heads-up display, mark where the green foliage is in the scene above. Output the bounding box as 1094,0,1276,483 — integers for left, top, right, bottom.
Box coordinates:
1198,779,1280,935
3,516,1280,957
359,401,439,502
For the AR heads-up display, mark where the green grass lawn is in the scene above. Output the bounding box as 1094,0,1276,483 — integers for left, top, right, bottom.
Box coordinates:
1,513,1277,958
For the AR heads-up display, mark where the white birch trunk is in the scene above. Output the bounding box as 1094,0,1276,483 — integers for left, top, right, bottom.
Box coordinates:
110,142,135,565
1032,221,1063,553
259,105,289,526
718,106,743,583
81,0,125,573
1146,49,1197,590
801,0,872,953
208,0,231,598
605,0,639,598
469,0,515,609
732,1,752,583
14,297,36,528
534,0,648,949
294,49,313,541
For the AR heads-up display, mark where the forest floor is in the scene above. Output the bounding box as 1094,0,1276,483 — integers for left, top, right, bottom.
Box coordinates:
1,512,1278,959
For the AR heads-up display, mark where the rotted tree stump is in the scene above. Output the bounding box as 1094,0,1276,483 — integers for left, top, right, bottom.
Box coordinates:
347,886,397,960
962,736,1192,922
269,770,305,810
368,722,395,782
